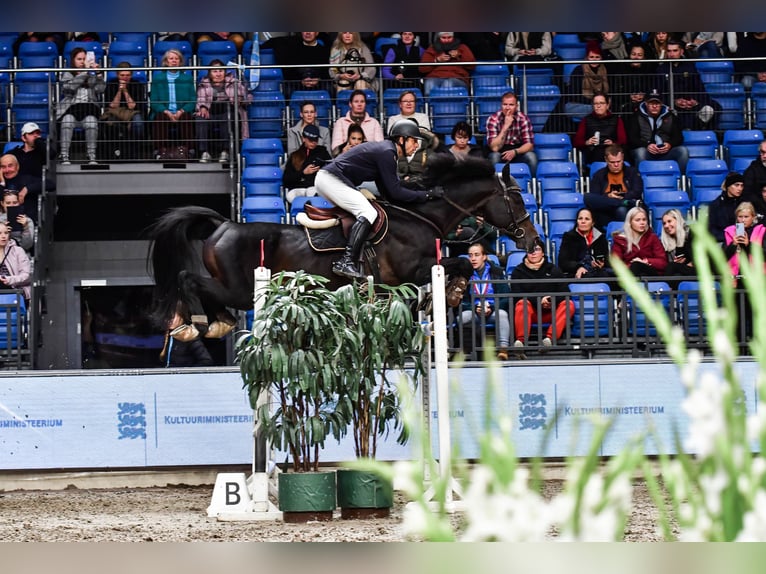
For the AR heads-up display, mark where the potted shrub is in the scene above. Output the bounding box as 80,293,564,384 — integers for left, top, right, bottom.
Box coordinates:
237,271,350,522
333,281,426,518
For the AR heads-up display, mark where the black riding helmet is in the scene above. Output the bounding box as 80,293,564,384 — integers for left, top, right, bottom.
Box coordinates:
388,119,423,141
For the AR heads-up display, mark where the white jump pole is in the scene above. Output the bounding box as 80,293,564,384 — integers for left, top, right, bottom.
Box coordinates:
428,239,463,512
209,239,281,520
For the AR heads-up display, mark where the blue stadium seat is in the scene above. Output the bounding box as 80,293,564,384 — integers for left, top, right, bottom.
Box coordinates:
382,88,425,117
107,40,148,68
288,90,332,127
242,196,287,224
722,129,763,166
568,282,611,338
626,281,672,336
524,84,560,133
252,66,284,93
197,40,238,67
732,157,752,173
241,137,284,166
643,190,691,230
0,292,27,349
752,83,766,129
536,161,580,196
241,165,283,197
110,32,154,46
605,220,624,245
513,65,554,91
472,64,510,90
428,86,469,135
475,85,511,133
152,40,193,66
374,36,399,60
682,130,719,160
552,34,586,60
695,60,734,85
241,41,276,65
685,158,729,211
16,41,58,68
534,132,573,163
639,160,682,192
249,91,286,138
505,251,527,275
542,192,585,234
677,280,719,337
336,88,378,119
706,82,746,130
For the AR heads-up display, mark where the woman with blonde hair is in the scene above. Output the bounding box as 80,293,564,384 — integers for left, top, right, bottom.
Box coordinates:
329,32,376,93
660,208,695,280
611,206,666,276
149,48,196,160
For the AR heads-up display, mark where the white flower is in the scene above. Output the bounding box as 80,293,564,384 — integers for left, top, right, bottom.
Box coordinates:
736,491,766,541
682,372,727,457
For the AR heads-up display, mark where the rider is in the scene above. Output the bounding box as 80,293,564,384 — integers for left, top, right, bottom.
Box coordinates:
315,119,443,280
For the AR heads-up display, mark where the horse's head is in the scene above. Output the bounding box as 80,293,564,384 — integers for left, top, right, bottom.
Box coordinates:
422,156,539,253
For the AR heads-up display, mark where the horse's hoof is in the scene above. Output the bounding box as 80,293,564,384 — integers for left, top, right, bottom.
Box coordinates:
169,324,200,342
445,277,468,308
205,321,236,339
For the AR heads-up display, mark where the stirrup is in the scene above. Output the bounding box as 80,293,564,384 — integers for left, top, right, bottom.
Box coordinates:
445,276,469,308
169,324,200,342
205,320,236,339
333,260,365,280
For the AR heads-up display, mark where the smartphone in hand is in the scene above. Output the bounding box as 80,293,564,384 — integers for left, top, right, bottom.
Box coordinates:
85,51,96,68
736,222,746,236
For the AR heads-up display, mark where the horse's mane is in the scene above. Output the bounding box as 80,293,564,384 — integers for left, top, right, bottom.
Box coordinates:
421,153,496,187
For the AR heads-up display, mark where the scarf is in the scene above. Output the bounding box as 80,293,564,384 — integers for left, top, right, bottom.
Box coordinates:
581,64,609,99
434,37,461,53
601,34,627,59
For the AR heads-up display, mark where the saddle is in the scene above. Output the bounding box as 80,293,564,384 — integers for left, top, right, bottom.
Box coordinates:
303,202,388,240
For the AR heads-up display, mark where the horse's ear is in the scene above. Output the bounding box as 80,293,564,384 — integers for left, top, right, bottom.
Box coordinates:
501,162,511,188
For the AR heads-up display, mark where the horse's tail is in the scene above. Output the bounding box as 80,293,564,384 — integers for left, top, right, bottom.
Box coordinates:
145,206,228,326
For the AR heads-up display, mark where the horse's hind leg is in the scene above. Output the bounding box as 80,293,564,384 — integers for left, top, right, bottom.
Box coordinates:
177,270,243,338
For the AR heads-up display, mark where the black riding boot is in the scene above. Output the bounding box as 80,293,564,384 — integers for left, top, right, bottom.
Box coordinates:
333,216,372,280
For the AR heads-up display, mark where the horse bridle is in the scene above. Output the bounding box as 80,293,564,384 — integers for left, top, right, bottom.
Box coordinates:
440,178,531,240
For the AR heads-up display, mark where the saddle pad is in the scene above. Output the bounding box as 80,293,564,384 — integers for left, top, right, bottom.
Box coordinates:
304,213,389,253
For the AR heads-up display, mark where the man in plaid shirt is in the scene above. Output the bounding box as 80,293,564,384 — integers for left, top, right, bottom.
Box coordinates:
485,91,538,176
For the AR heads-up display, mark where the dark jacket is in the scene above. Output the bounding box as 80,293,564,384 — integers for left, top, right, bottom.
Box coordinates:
589,164,644,201
573,111,627,164
744,159,766,200
626,102,684,151
461,262,508,313
510,257,568,301
276,36,331,81
707,191,744,242
166,338,214,367
8,140,51,180
282,145,332,189
1,172,54,222
656,59,712,105
557,227,611,276
321,141,428,203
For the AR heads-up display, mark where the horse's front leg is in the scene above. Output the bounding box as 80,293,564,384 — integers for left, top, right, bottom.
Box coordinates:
438,256,474,308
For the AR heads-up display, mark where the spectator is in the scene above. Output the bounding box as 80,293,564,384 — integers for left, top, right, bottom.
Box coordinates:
510,241,575,358
149,49,196,161
573,92,627,167
194,59,251,163
616,41,656,114
645,32,671,60
381,32,424,88
557,207,612,279
565,41,610,121
484,91,537,175
750,183,766,223
611,206,667,276
287,100,331,155
585,144,644,230
656,38,720,130
332,124,366,157
459,242,510,361
274,32,331,97
660,208,696,281
743,139,766,200
504,32,552,61
8,122,51,179
734,32,766,89
0,190,34,253
419,32,475,95
599,32,629,60
460,32,506,61
386,90,431,133
0,220,31,303
57,46,105,165
626,88,689,173
101,62,147,161
708,172,746,243
447,214,497,257
329,32,377,93
681,32,725,59
330,89,384,150
194,32,247,54
0,153,52,224
447,121,483,159
282,124,332,204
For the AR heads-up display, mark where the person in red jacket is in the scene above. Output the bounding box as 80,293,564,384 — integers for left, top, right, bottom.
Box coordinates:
611,206,667,276
419,33,475,95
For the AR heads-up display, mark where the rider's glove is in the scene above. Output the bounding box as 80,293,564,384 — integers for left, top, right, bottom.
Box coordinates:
425,185,445,200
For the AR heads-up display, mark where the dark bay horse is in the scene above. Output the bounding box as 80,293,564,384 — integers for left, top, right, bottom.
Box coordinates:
147,155,538,332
